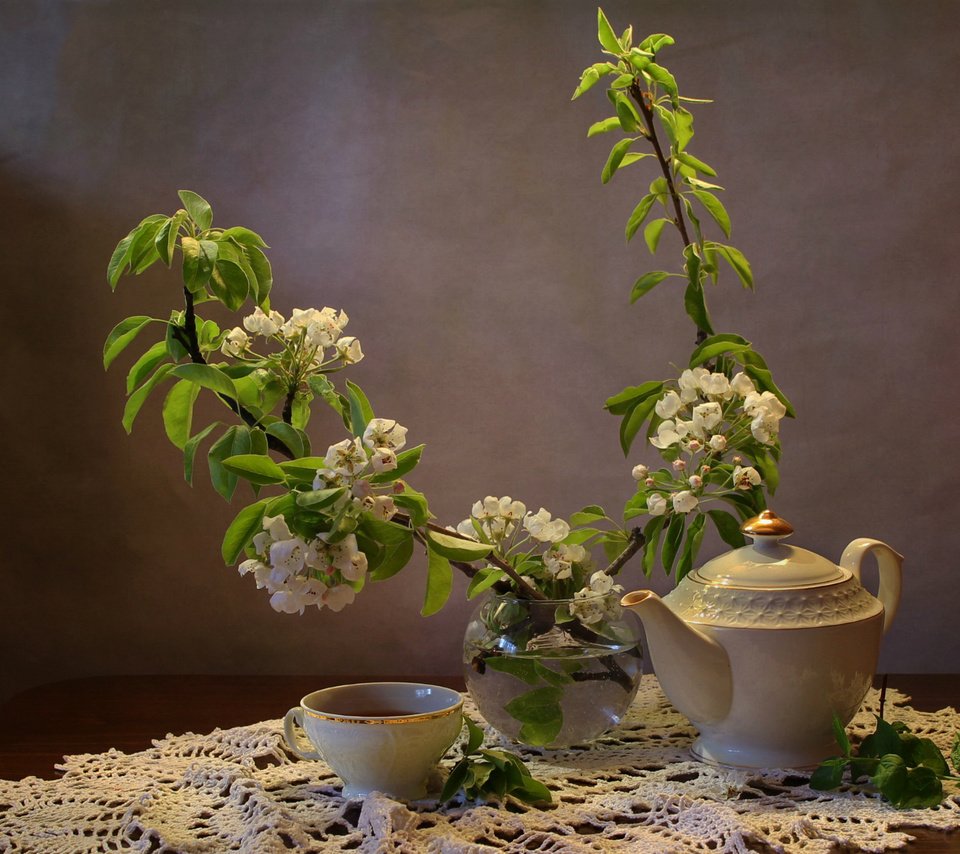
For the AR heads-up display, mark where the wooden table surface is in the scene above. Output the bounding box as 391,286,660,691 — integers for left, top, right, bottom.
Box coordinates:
1,674,958,851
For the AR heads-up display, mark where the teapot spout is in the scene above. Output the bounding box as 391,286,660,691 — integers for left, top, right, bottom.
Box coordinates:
622,590,732,725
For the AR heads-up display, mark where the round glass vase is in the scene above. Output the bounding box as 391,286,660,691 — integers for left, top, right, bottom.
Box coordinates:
462,591,643,748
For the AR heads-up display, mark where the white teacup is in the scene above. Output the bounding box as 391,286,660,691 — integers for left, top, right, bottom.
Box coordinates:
283,682,464,800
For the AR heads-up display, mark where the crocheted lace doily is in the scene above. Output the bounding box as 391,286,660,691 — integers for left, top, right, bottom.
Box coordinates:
2,676,959,853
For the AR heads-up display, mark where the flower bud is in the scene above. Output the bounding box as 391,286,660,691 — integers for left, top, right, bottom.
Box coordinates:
688,475,703,489
631,464,649,480
672,459,687,472
644,477,656,487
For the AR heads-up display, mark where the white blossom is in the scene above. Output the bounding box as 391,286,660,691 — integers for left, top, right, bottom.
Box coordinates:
678,368,708,403
362,419,408,453
647,493,667,516
672,491,699,514
699,372,732,399
730,372,756,397
370,448,397,473
269,537,308,576
543,543,587,581
744,391,787,420
324,437,367,478
221,327,250,357
242,306,284,337
655,390,682,419
523,508,570,543
336,336,364,364
750,413,780,445
322,583,357,612
733,465,762,490
708,434,728,452
650,420,682,450
693,401,723,432
456,518,478,539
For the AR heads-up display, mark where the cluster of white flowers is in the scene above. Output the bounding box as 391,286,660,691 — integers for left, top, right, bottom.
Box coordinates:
238,515,366,615
221,305,363,365
315,418,409,490
569,571,624,624
649,368,785,453
543,543,588,581
628,367,789,517
455,498,572,546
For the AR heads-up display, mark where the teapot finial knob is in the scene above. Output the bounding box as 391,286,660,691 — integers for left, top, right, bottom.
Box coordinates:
741,509,794,537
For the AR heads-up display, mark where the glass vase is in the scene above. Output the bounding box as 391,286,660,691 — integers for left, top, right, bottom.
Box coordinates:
462,591,643,748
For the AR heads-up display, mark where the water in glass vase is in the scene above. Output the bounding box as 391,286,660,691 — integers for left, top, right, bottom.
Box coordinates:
463,642,643,748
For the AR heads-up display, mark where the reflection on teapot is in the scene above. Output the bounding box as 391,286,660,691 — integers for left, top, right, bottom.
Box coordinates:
622,510,903,768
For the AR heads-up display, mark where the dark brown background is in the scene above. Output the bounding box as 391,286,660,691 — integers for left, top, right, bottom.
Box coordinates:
2,1,958,706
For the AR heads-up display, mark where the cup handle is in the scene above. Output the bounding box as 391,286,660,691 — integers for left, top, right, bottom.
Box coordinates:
283,707,323,760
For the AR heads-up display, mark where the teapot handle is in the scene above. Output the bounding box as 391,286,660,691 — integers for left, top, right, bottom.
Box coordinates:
839,538,903,635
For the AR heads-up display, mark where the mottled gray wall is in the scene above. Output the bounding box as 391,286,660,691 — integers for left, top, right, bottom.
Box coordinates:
2,1,958,705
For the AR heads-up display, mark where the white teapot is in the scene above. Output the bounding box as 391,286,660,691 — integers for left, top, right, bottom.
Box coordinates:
622,510,902,768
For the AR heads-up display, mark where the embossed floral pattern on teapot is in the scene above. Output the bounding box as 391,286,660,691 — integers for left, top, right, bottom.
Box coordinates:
622,510,903,768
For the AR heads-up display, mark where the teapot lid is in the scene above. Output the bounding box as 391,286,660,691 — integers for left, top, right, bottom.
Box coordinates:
692,510,847,589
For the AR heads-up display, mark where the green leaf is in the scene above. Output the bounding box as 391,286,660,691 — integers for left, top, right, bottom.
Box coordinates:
604,381,664,415
688,333,751,367
832,714,852,756
156,210,186,266
615,95,641,132
619,394,658,456
244,244,273,305
683,279,714,334
161,379,201,450
265,422,305,458
639,33,674,53
221,499,269,565
393,487,430,526
661,513,685,576
464,716,485,754
221,453,287,486
675,150,717,177
183,422,221,486
644,62,678,104
755,450,780,496
630,271,672,303
570,505,606,526
209,259,249,311
367,533,414,582
107,231,136,289
126,341,168,394
219,226,268,248
625,194,657,241
898,766,944,809
706,509,746,549
673,106,694,151
809,757,847,791
440,759,470,803
485,656,540,686
359,516,412,546
641,515,667,575
128,216,167,273
597,8,622,53
208,426,251,501
370,444,425,484
710,242,753,289
169,363,238,399
122,364,174,433
950,734,960,775
511,777,552,805
426,530,492,562
103,316,153,370
504,686,563,746
619,152,654,169
181,236,217,293
466,567,504,599
643,218,670,254
872,754,908,804
295,487,346,509
346,380,373,437
178,190,213,231
676,513,706,580
692,190,731,238
422,547,453,616
165,315,189,361
278,456,328,483
601,137,636,184
587,116,621,137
